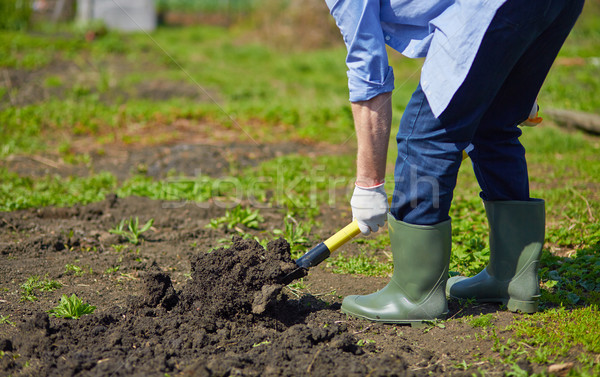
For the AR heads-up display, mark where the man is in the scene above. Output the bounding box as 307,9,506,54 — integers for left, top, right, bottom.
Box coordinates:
327,0,584,324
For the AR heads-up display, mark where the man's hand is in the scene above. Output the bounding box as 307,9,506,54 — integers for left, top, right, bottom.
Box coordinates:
350,92,392,235
351,183,389,235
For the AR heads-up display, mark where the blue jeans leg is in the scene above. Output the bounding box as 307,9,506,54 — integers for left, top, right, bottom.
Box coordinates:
391,0,584,224
469,0,585,201
392,84,464,226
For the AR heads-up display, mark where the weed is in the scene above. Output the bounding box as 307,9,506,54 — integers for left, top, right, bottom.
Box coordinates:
468,314,494,328
64,263,85,277
509,306,600,357
208,206,264,232
326,253,392,277
20,275,62,302
111,244,128,253
252,340,271,348
109,217,154,245
48,294,96,319
0,315,15,327
454,360,470,371
538,246,600,308
287,279,307,290
505,364,529,377
104,266,120,274
422,320,446,333
272,214,311,257
356,339,376,347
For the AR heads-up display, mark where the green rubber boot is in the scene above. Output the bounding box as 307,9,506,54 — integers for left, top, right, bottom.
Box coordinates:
341,214,451,325
446,199,545,313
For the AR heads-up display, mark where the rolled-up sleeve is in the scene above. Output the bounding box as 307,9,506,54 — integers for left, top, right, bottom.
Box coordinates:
327,0,395,102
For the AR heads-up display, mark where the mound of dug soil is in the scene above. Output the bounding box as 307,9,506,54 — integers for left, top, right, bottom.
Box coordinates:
3,238,405,377
179,237,305,318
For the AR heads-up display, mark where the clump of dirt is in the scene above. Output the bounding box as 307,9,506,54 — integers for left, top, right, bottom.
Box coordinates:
179,237,305,318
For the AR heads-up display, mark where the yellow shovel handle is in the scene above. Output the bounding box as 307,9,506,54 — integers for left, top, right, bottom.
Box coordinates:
323,220,361,252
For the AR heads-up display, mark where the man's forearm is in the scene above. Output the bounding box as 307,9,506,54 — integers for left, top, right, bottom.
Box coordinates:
352,92,392,187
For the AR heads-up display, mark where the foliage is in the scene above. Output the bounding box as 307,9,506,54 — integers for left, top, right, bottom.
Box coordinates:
272,215,311,258
109,217,155,245
467,313,494,328
0,315,16,327
326,252,392,277
20,275,62,302
208,206,264,232
48,294,96,319
538,246,600,308
448,194,490,277
0,0,32,31
509,306,600,356
0,169,117,211
155,0,256,12
538,1,600,114
64,263,85,277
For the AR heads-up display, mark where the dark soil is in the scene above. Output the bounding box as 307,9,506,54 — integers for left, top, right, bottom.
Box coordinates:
2,141,327,180
0,195,555,377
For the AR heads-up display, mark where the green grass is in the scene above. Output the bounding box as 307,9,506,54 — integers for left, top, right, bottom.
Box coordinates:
510,306,600,357
208,206,264,232
538,1,600,114
0,0,32,31
0,20,420,159
326,253,392,277
467,313,494,328
0,169,117,211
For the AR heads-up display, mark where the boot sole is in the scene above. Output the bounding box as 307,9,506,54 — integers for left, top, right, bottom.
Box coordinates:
449,294,539,314
341,308,448,327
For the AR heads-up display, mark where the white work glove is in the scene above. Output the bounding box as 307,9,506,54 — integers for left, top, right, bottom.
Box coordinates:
351,183,389,236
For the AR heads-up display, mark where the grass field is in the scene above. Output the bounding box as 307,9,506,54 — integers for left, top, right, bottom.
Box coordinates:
1,1,599,375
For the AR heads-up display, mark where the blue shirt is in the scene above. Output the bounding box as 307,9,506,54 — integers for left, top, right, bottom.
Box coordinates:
326,0,506,117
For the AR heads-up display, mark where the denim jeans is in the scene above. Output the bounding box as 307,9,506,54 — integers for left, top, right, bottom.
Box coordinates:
391,0,584,225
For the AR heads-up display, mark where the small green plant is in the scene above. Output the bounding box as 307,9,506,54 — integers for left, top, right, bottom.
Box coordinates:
20,275,62,302
47,294,96,319
454,360,470,371
287,279,307,290
469,313,494,328
0,315,15,327
109,217,154,245
252,340,271,347
208,206,264,232
272,214,311,257
422,320,446,333
111,244,128,253
104,266,120,274
356,339,376,347
64,263,85,276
